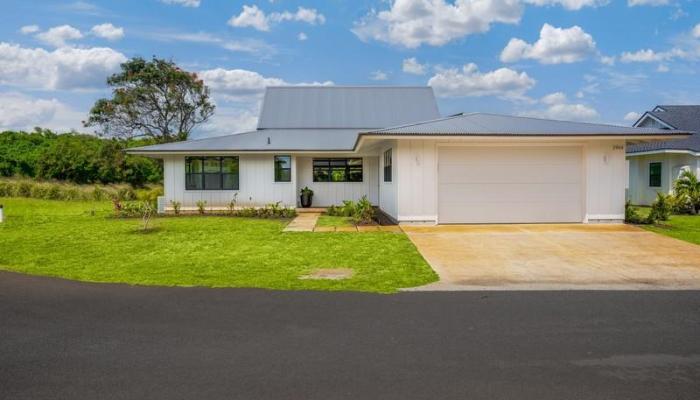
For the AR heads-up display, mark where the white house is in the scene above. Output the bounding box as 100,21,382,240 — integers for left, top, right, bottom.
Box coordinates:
627,105,700,205
128,86,688,224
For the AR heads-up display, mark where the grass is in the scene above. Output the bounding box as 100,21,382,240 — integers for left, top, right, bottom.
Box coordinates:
0,198,436,293
316,215,354,228
631,206,700,246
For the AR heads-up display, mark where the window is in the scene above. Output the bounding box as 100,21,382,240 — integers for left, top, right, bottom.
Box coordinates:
649,162,662,188
274,155,292,182
383,149,392,182
312,158,363,182
185,157,239,190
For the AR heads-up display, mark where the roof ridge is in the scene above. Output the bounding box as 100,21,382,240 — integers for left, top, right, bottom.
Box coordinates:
471,112,637,129
370,113,466,133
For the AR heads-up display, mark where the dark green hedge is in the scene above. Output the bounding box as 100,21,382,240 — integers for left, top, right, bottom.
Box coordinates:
0,129,162,186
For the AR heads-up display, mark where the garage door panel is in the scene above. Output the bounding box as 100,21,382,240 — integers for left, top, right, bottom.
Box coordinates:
439,146,581,165
438,146,583,224
439,183,581,203
439,164,581,184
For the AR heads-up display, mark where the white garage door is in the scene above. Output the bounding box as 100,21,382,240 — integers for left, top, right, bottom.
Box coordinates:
438,146,583,224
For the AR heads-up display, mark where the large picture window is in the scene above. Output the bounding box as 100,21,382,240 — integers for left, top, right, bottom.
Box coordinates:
274,155,291,182
649,162,662,188
312,158,363,182
186,157,239,190
383,149,392,182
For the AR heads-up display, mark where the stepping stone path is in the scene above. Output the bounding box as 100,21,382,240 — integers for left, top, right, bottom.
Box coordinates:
300,268,354,280
283,212,321,232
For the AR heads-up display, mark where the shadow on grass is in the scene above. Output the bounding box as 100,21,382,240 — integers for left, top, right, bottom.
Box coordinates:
129,226,164,235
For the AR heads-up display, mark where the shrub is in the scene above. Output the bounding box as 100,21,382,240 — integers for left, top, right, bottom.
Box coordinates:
673,170,700,214
196,200,207,214
236,203,296,219
625,201,648,224
170,200,181,215
227,193,238,215
352,196,375,225
648,192,672,223
135,186,163,207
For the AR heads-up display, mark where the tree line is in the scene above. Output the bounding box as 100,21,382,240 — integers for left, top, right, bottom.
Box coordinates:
0,129,162,186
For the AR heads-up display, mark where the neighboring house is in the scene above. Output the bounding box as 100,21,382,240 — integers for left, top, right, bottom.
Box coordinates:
627,105,700,205
128,86,688,224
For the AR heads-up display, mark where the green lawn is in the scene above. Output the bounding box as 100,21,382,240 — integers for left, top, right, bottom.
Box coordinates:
316,215,354,228
0,198,436,293
632,206,700,245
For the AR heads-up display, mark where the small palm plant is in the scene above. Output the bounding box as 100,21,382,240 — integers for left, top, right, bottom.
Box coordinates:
674,170,700,214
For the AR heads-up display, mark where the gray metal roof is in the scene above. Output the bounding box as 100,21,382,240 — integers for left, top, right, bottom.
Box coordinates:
128,129,361,153
257,86,440,129
367,113,691,137
627,105,700,154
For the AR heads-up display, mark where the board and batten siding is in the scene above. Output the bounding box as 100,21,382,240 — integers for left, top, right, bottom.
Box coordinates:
378,141,398,220
296,156,379,207
393,138,629,224
162,155,297,208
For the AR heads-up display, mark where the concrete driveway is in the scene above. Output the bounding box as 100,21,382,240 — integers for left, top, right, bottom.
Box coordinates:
402,224,700,290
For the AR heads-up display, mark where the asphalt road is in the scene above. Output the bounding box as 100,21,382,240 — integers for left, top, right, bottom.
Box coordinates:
1,271,700,400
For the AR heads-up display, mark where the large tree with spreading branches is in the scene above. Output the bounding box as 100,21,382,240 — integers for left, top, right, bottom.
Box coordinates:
84,57,215,143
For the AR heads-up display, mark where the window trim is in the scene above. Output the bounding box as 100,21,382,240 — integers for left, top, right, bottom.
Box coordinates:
274,155,292,183
649,162,662,188
383,149,392,183
312,158,363,183
185,156,239,191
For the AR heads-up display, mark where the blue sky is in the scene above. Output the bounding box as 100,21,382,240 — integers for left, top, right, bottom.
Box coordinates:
1,0,699,138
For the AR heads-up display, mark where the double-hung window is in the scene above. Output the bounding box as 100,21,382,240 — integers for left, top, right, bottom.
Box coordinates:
649,162,662,188
312,158,363,182
383,149,392,182
274,155,292,182
185,156,239,190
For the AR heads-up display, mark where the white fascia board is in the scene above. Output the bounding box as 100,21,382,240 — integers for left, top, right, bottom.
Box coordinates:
627,149,699,157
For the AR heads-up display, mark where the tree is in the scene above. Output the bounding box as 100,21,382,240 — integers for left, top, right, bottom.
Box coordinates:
674,170,700,214
84,57,215,143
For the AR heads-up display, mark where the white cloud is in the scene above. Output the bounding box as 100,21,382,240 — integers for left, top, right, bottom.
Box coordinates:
657,64,669,72
0,92,83,132
160,0,201,7
500,24,596,64
0,42,126,90
402,57,427,75
523,0,608,10
627,0,670,6
370,70,388,81
20,25,40,34
428,63,535,98
198,107,259,138
90,23,124,41
228,5,325,32
36,25,83,47
600,55,615,65
693,23,700,39
521,92,599,121
149,31,274,55
199,68,332,101
619,48,685,62
352,0,523,48
624,111,641,122
298,32,308,41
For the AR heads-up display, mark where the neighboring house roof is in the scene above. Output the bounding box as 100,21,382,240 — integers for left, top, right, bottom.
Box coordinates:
365,113,691,137
627,105,700,154
257,86,440,129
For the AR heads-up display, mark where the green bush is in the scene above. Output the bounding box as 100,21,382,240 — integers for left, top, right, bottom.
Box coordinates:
326,196,375,224
236,202,296,219
625,201,648,224
648,192,672,222
0,129,162,186
673,170,700,214
0,177,161,203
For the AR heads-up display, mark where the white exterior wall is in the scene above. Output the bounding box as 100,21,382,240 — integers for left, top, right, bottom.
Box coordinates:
378,141,398,220
583,141,627,222
627,153,700,205
393,138,629,224
296,156,379,207
163,154,297,208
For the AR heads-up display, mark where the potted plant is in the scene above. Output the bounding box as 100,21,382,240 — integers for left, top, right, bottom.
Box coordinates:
300,186,314,208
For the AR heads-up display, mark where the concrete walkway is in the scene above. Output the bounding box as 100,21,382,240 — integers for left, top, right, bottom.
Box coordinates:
403,224,700,291
283,212,321,232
